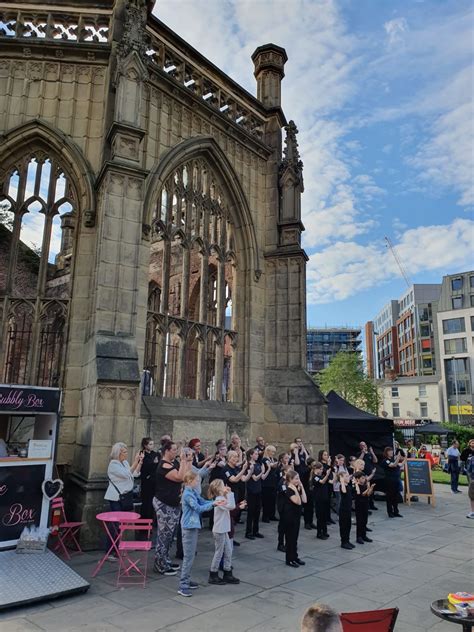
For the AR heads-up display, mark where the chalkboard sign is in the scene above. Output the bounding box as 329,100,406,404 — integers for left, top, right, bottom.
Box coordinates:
0,465,46,542
404,458,435,506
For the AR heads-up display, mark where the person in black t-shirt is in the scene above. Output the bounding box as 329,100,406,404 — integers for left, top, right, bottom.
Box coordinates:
153,441,192,575
261,445,279,522
337,471,354,549
353,471,375,544
245,448,269,539
189,438,207,468
311,461,331,540
223,450,252,545
139,437,159,520
280,470,307,567
276,453,291,551
359,441,378,510
381,446,405,518
318,450,335,525
292,437,315,530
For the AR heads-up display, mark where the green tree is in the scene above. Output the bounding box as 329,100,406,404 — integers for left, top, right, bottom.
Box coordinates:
316,351,379,414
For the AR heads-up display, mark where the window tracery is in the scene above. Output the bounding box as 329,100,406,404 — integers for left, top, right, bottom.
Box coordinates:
0,151,77,386
144,158,237,401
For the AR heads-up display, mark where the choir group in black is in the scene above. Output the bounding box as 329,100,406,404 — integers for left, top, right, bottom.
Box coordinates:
138,433,405,571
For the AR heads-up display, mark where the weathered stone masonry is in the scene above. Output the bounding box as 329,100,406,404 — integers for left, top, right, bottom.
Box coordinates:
0,0,326,543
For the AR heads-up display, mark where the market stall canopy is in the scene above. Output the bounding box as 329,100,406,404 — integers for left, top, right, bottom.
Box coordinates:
414,421,449,435
327,390,393,434
327,391,394,490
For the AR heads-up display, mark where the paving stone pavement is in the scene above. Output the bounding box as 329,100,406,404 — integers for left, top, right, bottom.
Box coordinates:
1,484,472,631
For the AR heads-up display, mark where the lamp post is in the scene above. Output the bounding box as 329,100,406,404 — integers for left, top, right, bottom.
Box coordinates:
450,356,461,424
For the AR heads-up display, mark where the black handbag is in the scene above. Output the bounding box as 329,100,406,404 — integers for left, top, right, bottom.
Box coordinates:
108,478,134,511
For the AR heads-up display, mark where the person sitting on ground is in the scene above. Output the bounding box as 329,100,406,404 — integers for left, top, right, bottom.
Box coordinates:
301,603,342,632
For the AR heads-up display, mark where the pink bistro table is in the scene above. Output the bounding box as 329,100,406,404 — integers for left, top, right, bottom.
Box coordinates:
92,511,140,577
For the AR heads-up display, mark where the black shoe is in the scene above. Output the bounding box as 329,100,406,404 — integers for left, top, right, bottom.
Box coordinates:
169,562,181,570
348,542,355,549
388,514,395,518
356,537,365,544
277,544,286,552
316,534,327,540
286,561,299,568
233,540,240,547
341,542,353,550
296,559,306,566
362,536,373,542
371,506,378,510
245,534,255,540
270,517,279,522
394,513,403,518
254,533,264,538
222,570,240,584
208,571,226,585
368,511,372,515
262,519,270,523
366,527,373,532
304,524,313,530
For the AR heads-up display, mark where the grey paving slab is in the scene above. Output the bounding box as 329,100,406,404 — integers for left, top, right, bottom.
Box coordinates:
3,483,472,631
158,601,271,632
106,601,201,631
0,620,43,632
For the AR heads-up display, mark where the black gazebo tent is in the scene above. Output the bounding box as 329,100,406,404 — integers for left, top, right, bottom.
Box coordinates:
327,390,394,489
414,421,449,436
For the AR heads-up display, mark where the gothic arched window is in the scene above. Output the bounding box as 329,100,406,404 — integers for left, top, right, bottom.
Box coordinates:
0,152,77,386
145,158,237,401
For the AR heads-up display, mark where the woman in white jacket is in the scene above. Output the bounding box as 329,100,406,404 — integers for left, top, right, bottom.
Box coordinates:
104,442,143,558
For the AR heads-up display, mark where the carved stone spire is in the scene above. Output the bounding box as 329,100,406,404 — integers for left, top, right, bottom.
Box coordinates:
117,0,149,60
278,120,304,248
280,120,303,185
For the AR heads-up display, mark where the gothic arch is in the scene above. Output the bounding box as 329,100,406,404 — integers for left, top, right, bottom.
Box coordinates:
144,136,261,279
0,120,96,387
0,120,96,227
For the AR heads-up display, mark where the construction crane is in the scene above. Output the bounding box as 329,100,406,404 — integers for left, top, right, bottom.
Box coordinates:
384,236,411,288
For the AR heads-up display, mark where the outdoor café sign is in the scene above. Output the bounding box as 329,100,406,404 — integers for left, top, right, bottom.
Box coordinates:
0,386,61,414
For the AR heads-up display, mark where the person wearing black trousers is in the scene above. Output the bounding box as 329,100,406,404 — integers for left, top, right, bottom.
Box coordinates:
318,449,336,525
337,471,355,549
292,438,315,530
353,471,374,544
280,470,307,567
261,445,278,522
381,446,405,518
276,452,291,552
310,461,331,540
139,437,159,520
245,448,269,539
359,441,379,511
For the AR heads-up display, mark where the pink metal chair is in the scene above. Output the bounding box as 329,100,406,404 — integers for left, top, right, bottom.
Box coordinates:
50,497,85,560
116,519,153,588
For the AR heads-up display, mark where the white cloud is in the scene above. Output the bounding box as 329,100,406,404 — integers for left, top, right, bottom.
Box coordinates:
154,0,377,252
384,17,408,47
307,218,474,304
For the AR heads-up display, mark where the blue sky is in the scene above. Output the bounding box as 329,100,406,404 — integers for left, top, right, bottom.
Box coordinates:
157,1,474,328
2,2,471,327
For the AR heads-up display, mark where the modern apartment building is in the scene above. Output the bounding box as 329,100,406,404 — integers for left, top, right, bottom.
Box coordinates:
307,327,362,374
366,284,441,379
436,271,474,423
396,284,441,377
370,300,400,379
